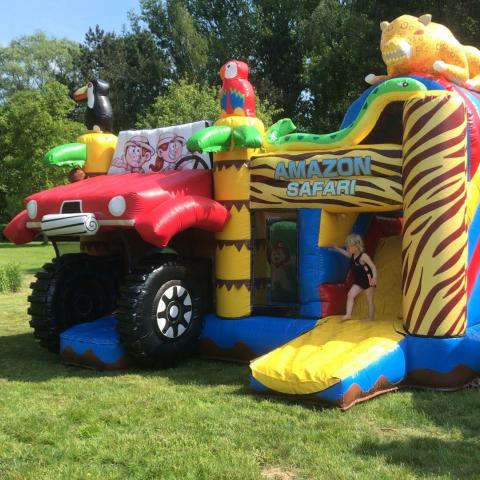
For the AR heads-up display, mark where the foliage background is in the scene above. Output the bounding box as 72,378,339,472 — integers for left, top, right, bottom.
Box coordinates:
1,0,480,221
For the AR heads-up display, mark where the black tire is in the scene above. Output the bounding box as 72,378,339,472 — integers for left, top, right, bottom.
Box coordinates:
28,253,120,353
117,257,203,368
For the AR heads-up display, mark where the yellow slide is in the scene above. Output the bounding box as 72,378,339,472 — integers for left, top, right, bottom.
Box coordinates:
250,235,405,394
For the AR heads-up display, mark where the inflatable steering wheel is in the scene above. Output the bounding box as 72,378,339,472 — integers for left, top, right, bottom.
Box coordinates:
174,154,210,170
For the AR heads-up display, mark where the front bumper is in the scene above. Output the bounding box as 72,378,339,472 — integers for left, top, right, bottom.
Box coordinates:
4,210,135,244
39,213,100,236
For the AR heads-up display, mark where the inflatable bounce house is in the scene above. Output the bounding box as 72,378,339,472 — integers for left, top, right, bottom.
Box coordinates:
4,14,480,409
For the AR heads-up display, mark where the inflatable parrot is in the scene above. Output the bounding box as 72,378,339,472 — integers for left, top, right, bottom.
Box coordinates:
187,60,264,152
219,60,256,117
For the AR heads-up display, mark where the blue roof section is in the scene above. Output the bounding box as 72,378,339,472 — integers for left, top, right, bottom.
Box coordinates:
338,74,480,177
340,85,375,129
340,75,447,130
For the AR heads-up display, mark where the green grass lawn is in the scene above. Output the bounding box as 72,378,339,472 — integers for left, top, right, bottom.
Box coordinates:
0,244,479,479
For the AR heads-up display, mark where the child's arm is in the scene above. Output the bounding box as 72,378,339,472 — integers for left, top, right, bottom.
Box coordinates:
362,253,377,286
333,246,350,258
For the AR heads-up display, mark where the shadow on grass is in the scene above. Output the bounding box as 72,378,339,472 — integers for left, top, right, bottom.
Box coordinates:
0,332,250,391
355,389,480,478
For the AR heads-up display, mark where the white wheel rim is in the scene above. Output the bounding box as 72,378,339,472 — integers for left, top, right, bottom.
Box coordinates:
156,285,193,339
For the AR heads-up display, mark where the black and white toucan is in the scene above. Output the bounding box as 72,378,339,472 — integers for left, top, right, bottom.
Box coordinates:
72,79,113,133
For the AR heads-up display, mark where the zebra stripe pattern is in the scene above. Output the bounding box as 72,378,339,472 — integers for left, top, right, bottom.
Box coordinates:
402,93,468,337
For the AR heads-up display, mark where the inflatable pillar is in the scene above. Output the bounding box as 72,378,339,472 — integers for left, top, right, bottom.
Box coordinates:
78,131,118,175
214,149,252,317
402,93,468,336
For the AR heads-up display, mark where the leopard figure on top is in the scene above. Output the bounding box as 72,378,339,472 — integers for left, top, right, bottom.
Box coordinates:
365,13,480,91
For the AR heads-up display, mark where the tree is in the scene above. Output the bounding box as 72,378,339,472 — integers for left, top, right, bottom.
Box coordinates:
78,25,170,131
300,0,379,132
0,81,84,222
351,0,480,45
166,2,209,81
0,33,82,102
137,1,210,82
136,79,282,130
137,80,219,128
139,0,323,125
250,0,319,125
140,0,261,91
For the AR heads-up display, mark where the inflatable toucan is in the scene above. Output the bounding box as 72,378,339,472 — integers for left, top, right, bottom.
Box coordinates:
72,79,113,133
43,79,117,178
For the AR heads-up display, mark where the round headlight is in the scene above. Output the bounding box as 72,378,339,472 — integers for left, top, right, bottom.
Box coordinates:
108,196,126,217
26,200,37,220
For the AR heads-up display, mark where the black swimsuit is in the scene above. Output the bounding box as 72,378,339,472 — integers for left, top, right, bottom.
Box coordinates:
350,253,374,290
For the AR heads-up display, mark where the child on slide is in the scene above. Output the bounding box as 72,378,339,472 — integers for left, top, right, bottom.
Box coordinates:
334,234,377,321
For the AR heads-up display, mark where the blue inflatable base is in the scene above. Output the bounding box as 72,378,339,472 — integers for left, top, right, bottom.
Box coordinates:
60,316,129,370
59,314,480,409
197,313,319,361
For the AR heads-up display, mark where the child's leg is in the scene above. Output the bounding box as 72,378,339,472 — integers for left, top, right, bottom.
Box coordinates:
342,284,362,320
365,287,375,320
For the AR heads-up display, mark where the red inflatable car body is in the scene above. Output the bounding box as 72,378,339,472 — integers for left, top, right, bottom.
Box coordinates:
5,170,228,247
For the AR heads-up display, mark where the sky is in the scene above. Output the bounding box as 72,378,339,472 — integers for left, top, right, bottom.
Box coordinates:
0,0,141,45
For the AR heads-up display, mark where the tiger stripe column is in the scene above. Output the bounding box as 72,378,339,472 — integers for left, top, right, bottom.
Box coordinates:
402,93,468,337
214,150,252,317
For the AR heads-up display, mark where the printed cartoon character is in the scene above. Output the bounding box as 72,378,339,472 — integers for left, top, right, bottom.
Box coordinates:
365,14,480,91
112,135,154,173
150,132,186,171
270,240,297,302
